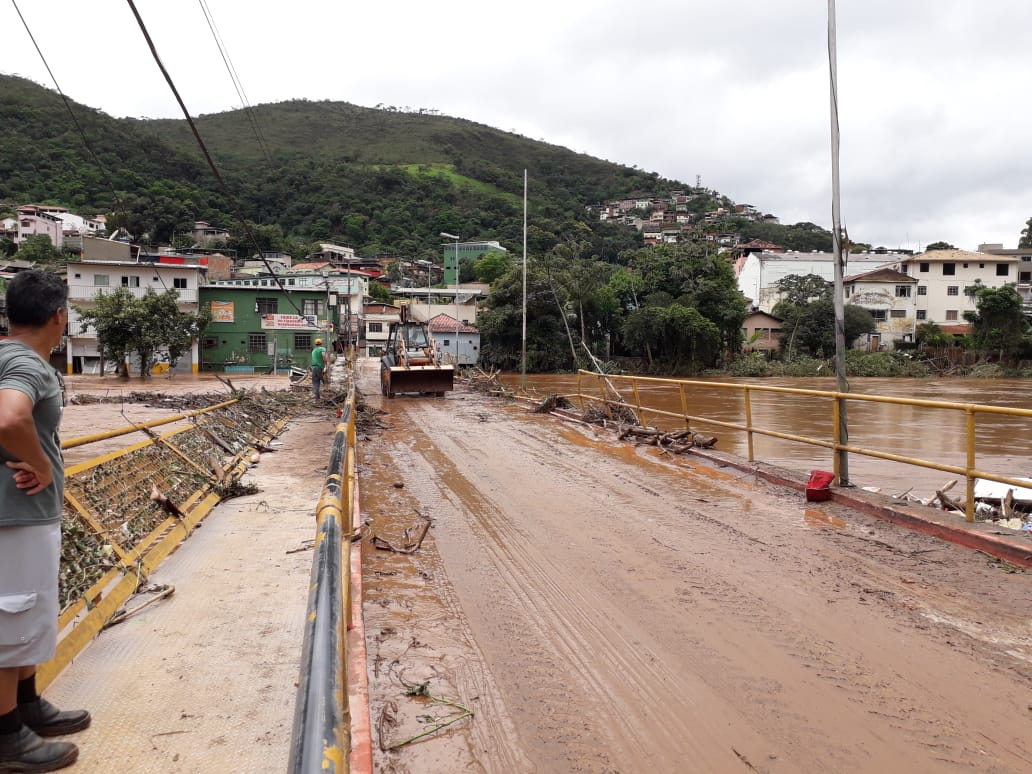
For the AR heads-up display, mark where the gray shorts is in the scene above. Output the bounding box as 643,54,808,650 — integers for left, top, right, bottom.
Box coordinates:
0,522,60,667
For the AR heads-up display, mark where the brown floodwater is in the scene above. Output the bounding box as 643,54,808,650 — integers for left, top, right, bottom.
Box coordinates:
501,374,1032,499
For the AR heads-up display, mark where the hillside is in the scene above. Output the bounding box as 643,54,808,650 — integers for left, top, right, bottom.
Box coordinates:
0,74,830,259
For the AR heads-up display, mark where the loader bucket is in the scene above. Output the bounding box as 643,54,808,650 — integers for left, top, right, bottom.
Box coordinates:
385,365,455,396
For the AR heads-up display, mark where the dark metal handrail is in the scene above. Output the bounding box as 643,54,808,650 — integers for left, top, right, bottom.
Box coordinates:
288,395,354,773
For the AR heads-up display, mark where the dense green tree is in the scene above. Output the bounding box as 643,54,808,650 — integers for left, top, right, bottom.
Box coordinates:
75,287,208,377
13,234,64,267
473,251,513,283
774,281,877,358
925,241,956,251
367,282,394,304
962,284,1028,360
773,273,828,306
1020,217,1032,249
915,321,955,349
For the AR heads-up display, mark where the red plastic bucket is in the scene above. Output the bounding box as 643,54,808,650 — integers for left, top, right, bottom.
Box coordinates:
806,470,834,501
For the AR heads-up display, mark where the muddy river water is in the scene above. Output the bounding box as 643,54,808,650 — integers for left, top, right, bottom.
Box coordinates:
359,364,1032,774
503,375,1032,500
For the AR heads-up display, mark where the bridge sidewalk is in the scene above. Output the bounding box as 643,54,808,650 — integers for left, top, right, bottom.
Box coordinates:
42,414,335,773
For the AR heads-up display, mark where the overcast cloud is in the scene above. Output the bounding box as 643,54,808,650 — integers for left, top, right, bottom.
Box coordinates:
3,0,1031,252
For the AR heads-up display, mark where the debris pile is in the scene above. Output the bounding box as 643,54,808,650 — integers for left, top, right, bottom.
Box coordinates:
890,478,1032,533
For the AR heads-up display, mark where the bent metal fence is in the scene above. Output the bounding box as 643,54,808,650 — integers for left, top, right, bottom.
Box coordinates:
38,398,291,690
574,370,1032,523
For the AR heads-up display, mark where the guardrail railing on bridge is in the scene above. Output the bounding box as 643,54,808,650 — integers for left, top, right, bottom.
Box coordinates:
288,386,362,774
575,370,1032,523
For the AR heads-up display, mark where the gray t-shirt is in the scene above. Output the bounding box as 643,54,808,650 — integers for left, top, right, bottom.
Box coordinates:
0,341,64,526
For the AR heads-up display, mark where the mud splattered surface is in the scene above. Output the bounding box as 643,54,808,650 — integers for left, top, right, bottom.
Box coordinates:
358,361,1032,774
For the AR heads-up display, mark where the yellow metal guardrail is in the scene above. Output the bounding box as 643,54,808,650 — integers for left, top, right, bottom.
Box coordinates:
38,398,291,690
576,370,1032,523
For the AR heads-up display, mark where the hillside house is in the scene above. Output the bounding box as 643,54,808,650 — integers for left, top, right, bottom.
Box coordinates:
736,250,910,312
362,303,402,358
742,311,783,353
66,254,206,374
891,249,1021,330
844,267,918,348
198,284,336,372
429,313,480,366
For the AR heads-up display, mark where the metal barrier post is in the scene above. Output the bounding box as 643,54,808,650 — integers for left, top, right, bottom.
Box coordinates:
832,398,842,484
631,379,645,427
744,387,754,462
966,407,976,522
678,384,689,432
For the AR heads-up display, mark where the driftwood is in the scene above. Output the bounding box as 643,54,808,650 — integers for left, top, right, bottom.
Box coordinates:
616,426,718,455
936,488,966,514
371,512,431,554
532,394,576,414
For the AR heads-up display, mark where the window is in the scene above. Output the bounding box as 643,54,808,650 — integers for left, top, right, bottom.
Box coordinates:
947,286,959,296
1020,272,1032,283
255,297,278,315
919,262,929,273
94,274,109,286
942,263,956,275
248,333,267,352
917,285,927,295
916,310,927,320
367,322,383,333
899,265,908,275
895,285,912,297
294,334,312,350
945,310,958,321
868,309,887,321
1022,255,1032,262
203,336,218,349
442,339,450,347
890,310,906,318
996,264,1010,277
302,299,324,317
121,276,140,287
173,277,188,289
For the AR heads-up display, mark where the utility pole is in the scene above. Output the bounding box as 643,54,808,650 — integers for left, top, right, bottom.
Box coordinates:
828,0,849,485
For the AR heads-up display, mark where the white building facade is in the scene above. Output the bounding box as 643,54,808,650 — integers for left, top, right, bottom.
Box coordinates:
736,251,912,312
844,267,918,348
66,257,205,375
891,249,1021,329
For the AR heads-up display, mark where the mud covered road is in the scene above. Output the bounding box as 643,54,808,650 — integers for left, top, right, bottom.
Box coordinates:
357,363,1032,774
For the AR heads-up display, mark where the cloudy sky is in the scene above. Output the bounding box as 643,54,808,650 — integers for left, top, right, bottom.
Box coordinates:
3,0,1031,252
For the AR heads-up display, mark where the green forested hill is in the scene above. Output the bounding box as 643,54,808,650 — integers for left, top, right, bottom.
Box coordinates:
1,74,694,258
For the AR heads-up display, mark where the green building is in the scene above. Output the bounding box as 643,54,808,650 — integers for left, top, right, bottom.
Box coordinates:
198,284,335,372
441,240,507,285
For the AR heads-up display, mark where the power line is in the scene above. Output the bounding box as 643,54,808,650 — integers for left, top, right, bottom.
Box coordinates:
196,0,271,163
124,0,303,315
10,0,124,212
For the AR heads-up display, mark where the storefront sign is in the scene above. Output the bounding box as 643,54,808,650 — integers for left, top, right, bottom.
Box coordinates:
260,313,320,330
210,300,234,322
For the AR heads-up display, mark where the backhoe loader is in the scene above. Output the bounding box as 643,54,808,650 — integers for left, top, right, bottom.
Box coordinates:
379,320,454,397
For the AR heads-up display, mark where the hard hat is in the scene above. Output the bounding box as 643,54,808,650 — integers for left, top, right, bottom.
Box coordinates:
315,338,323,345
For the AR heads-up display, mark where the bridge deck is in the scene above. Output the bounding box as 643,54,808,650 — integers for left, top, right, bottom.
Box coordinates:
45,414,331,773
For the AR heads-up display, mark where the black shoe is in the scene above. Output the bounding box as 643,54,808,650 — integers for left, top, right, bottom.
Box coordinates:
0,726,77,772
18,699,91,738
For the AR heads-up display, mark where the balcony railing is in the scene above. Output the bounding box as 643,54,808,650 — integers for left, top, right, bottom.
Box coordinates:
68,286,197,303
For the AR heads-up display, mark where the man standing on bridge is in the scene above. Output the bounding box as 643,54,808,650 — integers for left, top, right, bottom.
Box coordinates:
0,270,90,772
311,337,327,400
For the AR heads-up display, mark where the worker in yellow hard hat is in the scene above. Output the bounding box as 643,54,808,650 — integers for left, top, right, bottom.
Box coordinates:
311,338,327,399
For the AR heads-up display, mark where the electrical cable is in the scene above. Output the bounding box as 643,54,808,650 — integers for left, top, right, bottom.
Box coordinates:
10,0,125,216
124,0,303,315
196,0,271,163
